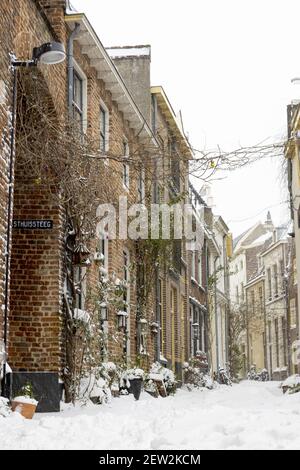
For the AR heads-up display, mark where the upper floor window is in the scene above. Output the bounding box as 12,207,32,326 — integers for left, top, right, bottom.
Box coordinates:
259,286,263,312
198,253,203,286
122,140,130,189
274,264,278,295
100,102,109,153
138,169,145,203
267,268,272,299
191,250,196,279
72,64,87,132
73,71,83,127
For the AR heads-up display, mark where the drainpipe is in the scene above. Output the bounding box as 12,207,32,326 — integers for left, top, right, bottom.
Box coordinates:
152,95,161,363
214,255,220,377
67,23,80,117
262,281,268,372
1,65,18,397
283,243,292,375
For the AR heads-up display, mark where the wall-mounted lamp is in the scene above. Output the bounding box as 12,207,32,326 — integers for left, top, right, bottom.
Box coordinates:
100,302,108,322
12,42,66,67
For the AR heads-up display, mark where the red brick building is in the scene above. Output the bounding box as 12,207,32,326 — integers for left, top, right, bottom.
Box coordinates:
0,1,207,410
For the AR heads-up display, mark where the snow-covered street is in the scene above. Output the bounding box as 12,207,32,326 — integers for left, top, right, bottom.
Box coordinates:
1,381,300,450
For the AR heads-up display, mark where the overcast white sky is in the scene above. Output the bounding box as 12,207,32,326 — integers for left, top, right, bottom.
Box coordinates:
71,0,300,237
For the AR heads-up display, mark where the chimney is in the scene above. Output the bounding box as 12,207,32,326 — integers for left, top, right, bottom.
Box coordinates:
106,45,151,125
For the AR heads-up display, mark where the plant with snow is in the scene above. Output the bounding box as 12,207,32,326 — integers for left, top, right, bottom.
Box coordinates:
150,362,177,395
13,382,38,406
281,374,300,395
183,359,214,390
0,397,11,418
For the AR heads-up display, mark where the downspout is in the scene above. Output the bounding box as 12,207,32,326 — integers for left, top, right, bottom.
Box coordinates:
67,23,80,117
203,238,209,359
214,255,220,377
263,280,268,372
152,95,161,363
283,242,292,375
1,65,18,397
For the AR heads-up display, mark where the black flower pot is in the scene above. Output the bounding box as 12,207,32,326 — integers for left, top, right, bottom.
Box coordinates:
129,378,143,401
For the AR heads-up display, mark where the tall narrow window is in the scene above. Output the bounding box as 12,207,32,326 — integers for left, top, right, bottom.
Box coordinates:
274,264,278,296
122,140,130,189
275,318,279,368
259,286,263,314
280,259,285,292
236,285,239,303
100,104,109,152
123,250,129,313
74,266,86,310
158,279,164,355
267,268,272,299
191,250,196,279
198,253,202,286
73,71,83,130
250,290,255,315
123,249,130,357
138,169,145,203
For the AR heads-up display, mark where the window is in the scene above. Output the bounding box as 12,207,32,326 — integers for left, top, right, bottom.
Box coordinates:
122,140,130,189
191,250,196,278
100,102,109,152
241,282,244,301
98,233,108,272
267,268,272,299
259,286,263,313
275,318,279,368
123,250,129,312
158,279,164,355
282,317,287,366
151,94,156,133
280,259,285,292
74,266,86,310
73,71,83,129
236,285,239,303
138,169,145,203
274,264,278,296
198,253,202,286
123,249,130,357
250,290,255,314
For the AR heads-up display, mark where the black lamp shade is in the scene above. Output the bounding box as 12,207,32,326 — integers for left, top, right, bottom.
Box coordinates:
33,42,66,65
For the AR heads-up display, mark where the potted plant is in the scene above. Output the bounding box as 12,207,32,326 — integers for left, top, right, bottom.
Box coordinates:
11,382,38,419
126,368,145,401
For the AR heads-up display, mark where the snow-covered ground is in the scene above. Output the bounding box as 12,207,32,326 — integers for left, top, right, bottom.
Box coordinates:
1,380,300,450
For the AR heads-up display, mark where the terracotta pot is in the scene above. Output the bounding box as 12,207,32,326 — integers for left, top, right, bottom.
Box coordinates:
11,400,37,419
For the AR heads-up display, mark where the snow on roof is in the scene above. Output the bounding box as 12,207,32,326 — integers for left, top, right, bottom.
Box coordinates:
107,46,151,59
251,231,273,246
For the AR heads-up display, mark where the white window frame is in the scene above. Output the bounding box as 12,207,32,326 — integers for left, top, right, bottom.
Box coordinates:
73,60,88,133
98,231,109,272
99,99,109,154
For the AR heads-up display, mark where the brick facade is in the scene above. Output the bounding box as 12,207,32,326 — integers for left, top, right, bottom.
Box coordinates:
0,1,206,408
